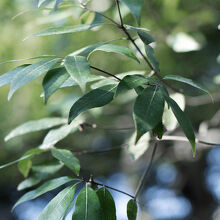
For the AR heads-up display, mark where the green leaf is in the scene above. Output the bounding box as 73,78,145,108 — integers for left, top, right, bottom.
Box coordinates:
68,42,105,57
145,45,160,73
160,87,196,156
8,58,61,100
38,184,77,220
120,0,144,25
133,86,164,142
5,117,67,141
51,148,80,175
127,199,137,220
96,187,116,220
0,65,29,87
24,22,104,40
115,74,149,96
39,120,80,149
72,183,102,220
17,174,42,191
13,176,74,210
64,56,91,92
68,84,117,124
89,44,139,63
163,74,212,98
124,24,150,32
152,121,164,139
138,30,155,45
42,67,69,103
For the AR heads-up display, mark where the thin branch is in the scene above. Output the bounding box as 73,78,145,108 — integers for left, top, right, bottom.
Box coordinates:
134,142,158,199
115,0,124,26
90,65,121,81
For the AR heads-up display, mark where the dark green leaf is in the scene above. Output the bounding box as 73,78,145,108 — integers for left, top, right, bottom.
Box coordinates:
138,30,155,45
89,44,139,63
116,74,149,96
51,148,80,175
24,22,104,40
13,176,74,210
42,67,69,103
127,199,137,220
39,184,76,220
163,74,212,99
64,56,91,91
96,187,116,220
160,87,196,156
120,0,144,25
152,121,164,139
0,65,29,87
72,183,102,220
68,84,117,124
8,58,61,100
133,86,164,142
145,45,160,73
5,117,67,141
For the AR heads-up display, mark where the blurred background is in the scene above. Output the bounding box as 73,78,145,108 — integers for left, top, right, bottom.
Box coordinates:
0,0,220,219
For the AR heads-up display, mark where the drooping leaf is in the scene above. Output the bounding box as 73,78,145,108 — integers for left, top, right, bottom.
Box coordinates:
115,74,149,96
89,44,139,63
13,176,74,210
0,148,45,170
68,42,105,57
0,65,29,87
96,187,116,220
64,56,91,91
163,74,212,99
38,184,76,220
145,45,160,73
138,30,155,45
68,84,117,124
24,22,104,41
152,121,164,139
17,160,63,191
160,86,196,156
5,117,67,141
51,148,80,175
127,199,137,220
72,183,102,220
8,58,61,100
39,121,80,149
120,0,144,25
133,86,164,142
124,24,150,32
42,67,69,103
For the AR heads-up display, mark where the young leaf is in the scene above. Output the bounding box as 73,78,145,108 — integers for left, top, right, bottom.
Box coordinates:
38,184,76,220
5,117,67,141
138,30,155,45
89,44,139,63
163,74,212,98
72,183,102,220
96,187,116,220
161,87,196,156
120,0,144,25
8,58,61,100
127,199,137,220
64,56,91,92
0,65,29,87
24,22,104,40
39,122,79,149
68,84,117,124
115,74,149,96
145,45,160,73
42,67,69,103
133,86,164,142
51,148,80,175
13,176,74,210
